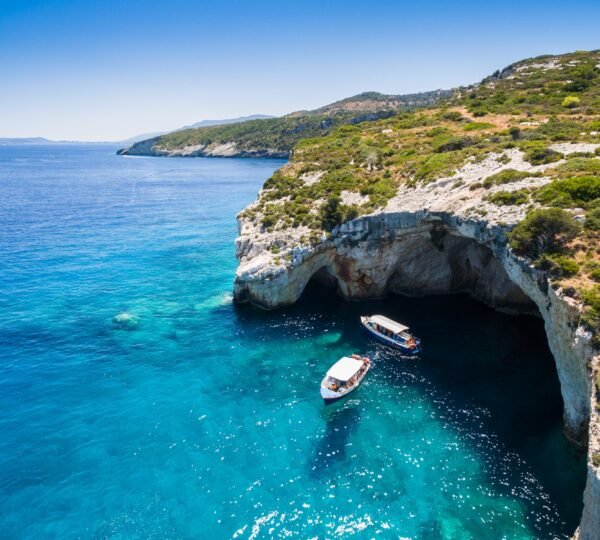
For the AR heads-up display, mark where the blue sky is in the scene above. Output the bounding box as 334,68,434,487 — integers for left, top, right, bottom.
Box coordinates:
1,0,599,141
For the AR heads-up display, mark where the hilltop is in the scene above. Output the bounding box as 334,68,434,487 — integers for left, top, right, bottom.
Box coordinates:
117,89,450,158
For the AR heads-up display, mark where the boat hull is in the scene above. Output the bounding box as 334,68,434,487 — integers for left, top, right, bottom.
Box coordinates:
361,320,421,354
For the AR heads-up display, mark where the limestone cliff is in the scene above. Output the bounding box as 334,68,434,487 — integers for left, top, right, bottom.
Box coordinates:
117,138,288,158
234,51,600,538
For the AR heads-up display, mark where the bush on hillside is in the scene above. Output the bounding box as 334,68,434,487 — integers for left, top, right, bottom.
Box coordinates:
432,135,471,153
535,176,600,208
535,254,580,278
319,196,358,231
562,96,581,108
585,207,600,231
482,168,537,188
509,126,521,140
580,286,600,346
508,208,580,258
523,143,563,165
554,158,600,175
487,190,529,205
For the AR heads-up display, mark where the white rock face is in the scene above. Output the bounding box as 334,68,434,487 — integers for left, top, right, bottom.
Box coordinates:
550,142,600,155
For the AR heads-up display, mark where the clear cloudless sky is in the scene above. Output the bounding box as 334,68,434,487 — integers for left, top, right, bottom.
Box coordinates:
1,0,599,141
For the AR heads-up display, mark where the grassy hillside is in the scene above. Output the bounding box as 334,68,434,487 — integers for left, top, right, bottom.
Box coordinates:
240,50,600,337
121,90,450,155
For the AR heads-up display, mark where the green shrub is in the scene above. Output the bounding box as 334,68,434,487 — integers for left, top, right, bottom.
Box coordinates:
593,452,600,468
590,268,600,282
523,144,563,165
535,176,600,208
487,190,529,205
581,286,600,346
529,118,585,142
586,207,600,231
261,213,278,228
482,169,536,188
554,158,600,175
432,135,471,153
360,176,397,207
441,111,464,122
319,197,359,231
562,96,581,108
414,153,460,182
463,122,494,131
509,126,521,140
536,254,580,277
508,208,581,258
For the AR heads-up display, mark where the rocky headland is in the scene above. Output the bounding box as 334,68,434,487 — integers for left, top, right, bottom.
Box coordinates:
233,51,600,538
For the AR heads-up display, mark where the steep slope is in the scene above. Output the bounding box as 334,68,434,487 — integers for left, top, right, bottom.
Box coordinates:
117,90,450,158
233,50,600,539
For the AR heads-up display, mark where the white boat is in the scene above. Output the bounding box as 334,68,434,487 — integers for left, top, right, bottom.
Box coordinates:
360,314,422,354
320,354,371,404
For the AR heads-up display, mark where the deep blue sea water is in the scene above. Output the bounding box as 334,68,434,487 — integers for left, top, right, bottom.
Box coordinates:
0,144,587,539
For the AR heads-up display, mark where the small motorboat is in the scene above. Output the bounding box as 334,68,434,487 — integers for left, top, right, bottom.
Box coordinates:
320,354,371,404
361,314,422,355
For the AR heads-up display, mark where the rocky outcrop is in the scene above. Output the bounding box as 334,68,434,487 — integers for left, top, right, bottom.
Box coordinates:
117,138,288,158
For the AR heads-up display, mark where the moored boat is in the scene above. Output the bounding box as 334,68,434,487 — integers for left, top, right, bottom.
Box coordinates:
360,314,422,354
320,354,371,404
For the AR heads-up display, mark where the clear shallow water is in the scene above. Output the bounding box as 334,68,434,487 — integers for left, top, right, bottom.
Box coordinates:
0,145,586,539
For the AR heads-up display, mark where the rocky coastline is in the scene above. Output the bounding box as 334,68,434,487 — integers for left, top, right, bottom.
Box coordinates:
117,137,289,159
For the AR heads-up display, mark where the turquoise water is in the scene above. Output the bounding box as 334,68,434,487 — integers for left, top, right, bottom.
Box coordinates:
0,145,586,539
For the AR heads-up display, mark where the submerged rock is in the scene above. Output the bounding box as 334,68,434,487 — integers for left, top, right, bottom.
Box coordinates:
112,312,139,330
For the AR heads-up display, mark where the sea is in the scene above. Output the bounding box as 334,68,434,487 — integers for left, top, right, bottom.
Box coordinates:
0,144,587,538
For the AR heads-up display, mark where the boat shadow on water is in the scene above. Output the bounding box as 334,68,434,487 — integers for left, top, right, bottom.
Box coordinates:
308,405,361,477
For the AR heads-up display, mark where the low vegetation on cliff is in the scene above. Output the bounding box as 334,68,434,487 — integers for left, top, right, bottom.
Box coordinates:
239,50,600,340
120,90,450,156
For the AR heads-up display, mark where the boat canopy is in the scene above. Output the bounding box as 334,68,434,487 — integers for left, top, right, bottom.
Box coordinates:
326,356,364,381
369,315,409,334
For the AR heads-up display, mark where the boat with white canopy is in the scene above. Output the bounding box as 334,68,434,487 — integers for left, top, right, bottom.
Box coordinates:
360,314,422,354
320,354,371,404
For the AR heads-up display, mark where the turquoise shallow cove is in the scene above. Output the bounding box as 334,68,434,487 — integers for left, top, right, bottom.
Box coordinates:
0,145,587,538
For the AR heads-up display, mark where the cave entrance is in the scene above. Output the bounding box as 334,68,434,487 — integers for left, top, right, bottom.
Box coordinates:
385,232,539,316
310,266,340,289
